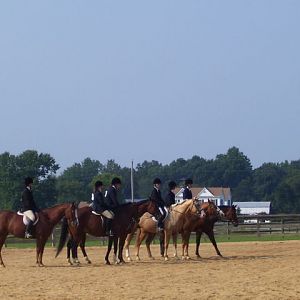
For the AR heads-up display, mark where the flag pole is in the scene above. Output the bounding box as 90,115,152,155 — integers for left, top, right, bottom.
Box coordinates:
131,160,134,203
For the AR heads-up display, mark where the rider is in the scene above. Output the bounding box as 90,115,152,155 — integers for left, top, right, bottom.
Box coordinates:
164,181,177,208
20,177,39,238
150,178,166,231
104,177,122,236
92,180,115,236
183,178,193,200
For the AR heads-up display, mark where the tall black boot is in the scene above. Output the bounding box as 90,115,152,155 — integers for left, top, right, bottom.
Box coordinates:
25,220,34,238
105,219,113,237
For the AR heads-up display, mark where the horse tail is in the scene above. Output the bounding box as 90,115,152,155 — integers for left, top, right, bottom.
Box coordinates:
55,217,69,258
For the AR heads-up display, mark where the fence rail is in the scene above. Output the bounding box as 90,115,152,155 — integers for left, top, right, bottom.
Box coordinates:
5,214,300,247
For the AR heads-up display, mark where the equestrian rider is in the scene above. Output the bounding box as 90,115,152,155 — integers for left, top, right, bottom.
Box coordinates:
91,180,114,236
183,178,193,200
104,177,122,236
164,181,177,208
20,177,39,238
150,178,166,231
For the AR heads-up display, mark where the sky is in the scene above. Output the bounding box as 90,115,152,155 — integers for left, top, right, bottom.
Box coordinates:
0,1,299,171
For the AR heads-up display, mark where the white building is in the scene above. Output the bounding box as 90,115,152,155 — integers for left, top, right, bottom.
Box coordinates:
174,187,232,206
233,201,271,215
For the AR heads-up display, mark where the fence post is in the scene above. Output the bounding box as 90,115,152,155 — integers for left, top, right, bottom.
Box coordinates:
51,231,55,247
227,222,230,240
256,217,260,237
281,218,284,239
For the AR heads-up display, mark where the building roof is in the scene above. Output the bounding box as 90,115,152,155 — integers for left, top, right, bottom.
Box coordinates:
233,202,271,208
175,187,231,199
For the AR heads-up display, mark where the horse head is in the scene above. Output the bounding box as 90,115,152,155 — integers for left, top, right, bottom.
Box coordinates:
147,199,163,220
225,205,239,227
65,202,79,229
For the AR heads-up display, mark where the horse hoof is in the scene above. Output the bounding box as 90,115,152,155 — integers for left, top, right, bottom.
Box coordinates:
181,256,186,260
196,255,201,259
127,257,132,262
149,256,155,260
0,263,6,268
186,256,191,260
85,257,92,264
136,256,140,261
164,256,169,261
105,261,111,265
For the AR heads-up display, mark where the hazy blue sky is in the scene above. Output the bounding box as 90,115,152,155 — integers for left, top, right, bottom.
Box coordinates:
0,1,299,170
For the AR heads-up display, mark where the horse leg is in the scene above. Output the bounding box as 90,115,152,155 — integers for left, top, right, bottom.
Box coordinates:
185,232,191,260
206,229,222,257
37,238,47,267
124,232,133,262
135,229,147,261
80,234,91,264
118,236,126,264
164,231,171,261
0,235,7,267
113,237,119,264
105,236,113,265
172,232,178,259
145,233,155,260
159,231,165,257
195,231,203,258
66,238,73,265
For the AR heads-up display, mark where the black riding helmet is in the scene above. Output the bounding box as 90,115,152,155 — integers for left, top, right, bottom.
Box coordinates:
111,177,122,185
24,177,33,186
168,181,177,190
185,178,193,185
153,178,162,185
94,181,103,189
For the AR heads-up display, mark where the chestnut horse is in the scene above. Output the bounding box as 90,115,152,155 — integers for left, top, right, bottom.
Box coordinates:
56,199,161,265
0,203,77,267
195,205,238,258
125,200,217,261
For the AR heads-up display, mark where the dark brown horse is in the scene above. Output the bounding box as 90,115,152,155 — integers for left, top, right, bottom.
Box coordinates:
195,205,238,258
56,199,161,265
0,203,77,267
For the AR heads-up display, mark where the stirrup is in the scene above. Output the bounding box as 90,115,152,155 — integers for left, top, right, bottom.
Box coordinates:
25,232,32,239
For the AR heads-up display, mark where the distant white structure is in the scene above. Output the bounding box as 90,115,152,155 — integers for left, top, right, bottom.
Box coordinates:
174,187,232,206
233,201,271,215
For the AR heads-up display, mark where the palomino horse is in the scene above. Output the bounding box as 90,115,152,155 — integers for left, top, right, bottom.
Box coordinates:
195,205,238,258
0,203,77,267
56,199,161,265
125,200,216,261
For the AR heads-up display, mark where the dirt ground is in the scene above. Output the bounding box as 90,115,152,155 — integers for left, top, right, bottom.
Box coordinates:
0,240,300,300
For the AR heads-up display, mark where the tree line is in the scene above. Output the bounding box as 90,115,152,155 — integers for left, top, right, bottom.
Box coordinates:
0,147,299,213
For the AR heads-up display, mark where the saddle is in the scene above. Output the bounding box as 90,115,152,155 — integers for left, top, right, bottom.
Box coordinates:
17,212,39,226
151,207,169,223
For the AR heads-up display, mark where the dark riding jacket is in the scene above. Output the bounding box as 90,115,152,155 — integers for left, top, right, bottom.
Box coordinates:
20,188,38,212
105,186,119,209
164,191,175,207
150,188,165,207
183,187,192,200
92,190,106,213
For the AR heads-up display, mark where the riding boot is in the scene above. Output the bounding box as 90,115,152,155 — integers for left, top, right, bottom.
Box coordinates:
25,220,34,238
158,218,164,232
105,219,114,237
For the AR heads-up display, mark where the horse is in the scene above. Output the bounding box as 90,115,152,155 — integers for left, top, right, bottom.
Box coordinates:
195,205,238,258
0,203,78,267
55,199,161,265
125,199,216,261
174,201,219,260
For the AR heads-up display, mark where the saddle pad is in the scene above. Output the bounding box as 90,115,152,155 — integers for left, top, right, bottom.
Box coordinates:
91,211,102,216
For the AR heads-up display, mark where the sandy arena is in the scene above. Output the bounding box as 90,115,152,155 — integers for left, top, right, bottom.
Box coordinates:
0,240,300,299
